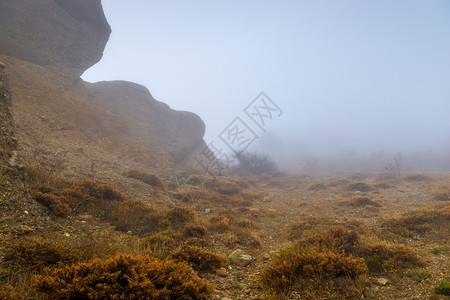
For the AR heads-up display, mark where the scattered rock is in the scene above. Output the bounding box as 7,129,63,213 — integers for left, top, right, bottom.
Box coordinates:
228,249,252,267
376,278,389,286
0,62,5,69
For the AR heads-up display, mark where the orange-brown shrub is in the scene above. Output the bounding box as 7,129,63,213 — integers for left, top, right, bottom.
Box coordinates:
234,177,258,188
208,214,237,232
348,196,381,207
123,170,164,189
140,231,178,259
182,225,208,238
431,185,450,201
164,207,196,228
359,244,426,272
170,244,229,272
311,226,361,254
308,183,327,191
259,246,367,297
34,254,212,299
102,199,162,235
2,239,79,271
384,207,449,236
30,180,126,216
74,179,126,201
204,179,242,196
402,173,432,182
345,182,373,192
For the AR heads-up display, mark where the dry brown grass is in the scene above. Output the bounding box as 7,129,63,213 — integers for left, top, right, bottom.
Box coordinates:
431,185,450,201
345,181,374,192
348,196,381,207
384,206,450,237
307,183,327,191
402,173,433,182
123,170,164,189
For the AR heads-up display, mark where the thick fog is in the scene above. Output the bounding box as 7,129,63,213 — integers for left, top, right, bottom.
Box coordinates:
83,1,450,172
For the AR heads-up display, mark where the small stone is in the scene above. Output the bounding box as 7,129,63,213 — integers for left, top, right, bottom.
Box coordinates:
64,232,70,237
228,249,252,267
205,208,211,214
0,62,5,69
24,211,29,215
127,231,132,234
377,278,389,286
20,225,34,233
262,253,271,261
215,267,228,277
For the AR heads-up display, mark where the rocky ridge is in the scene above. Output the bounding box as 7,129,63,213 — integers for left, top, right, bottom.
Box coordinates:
0,0,207,172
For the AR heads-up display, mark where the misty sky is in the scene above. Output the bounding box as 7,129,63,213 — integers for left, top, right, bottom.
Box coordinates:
83,1,450,162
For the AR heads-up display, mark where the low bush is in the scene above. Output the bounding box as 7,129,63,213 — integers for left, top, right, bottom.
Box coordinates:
384,206,450,236
164,207,196,229
30,180,126,217
123,170,164,189
233,151,278,175
34,254,212,299
2,239,79,272
170,244,228,272
345,182,373,192
311,226,360,254
102,199,162,235
307,183,327,191
402,174,432,182
433,279,450,295
348,196,381,207
431,185,450,201
259,246,367,298
204,179,242,196
182,225,208,238
359,244,426,272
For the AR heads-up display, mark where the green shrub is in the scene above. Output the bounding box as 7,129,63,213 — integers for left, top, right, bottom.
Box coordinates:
433,280,450,295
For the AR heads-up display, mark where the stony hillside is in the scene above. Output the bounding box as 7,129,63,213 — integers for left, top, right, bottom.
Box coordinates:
0,64,49,250
0,0,207,172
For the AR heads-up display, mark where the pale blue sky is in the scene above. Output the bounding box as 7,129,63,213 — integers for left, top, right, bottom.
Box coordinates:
83,1,450,162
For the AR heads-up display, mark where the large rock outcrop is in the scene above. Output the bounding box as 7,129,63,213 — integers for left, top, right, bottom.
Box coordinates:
0,0,207,170
0,0,110,78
